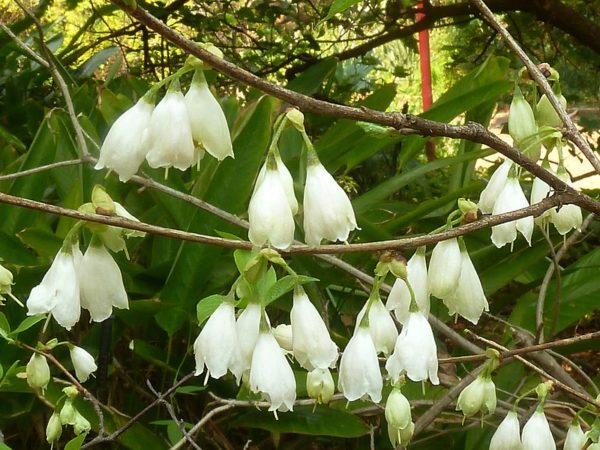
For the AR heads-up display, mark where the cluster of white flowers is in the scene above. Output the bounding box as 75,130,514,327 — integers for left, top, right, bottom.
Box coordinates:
490,408,558,450
95,69,232,181
479,78,582,248
248,110,358,250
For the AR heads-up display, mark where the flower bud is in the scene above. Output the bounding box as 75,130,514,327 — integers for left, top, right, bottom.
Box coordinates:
0,264,13,298
536,90,567,129
456,375,496,417
458,198,478,216
59,399,78,425
62,385,79,399
26,353,50,391
385,389,411,430
388,420,414,447
306,368,335,404
389,257,408,280
285,108,305,131
273,324,293,352
46,412,62,444
69,346,98,383
564,421,586,450
73,412,91,435
508,85,537,147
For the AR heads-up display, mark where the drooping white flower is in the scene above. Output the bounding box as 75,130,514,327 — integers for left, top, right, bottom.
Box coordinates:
563,421,586,450
388,421,415,448
249,330,296,415
248,160,295,250
531,176,553,226
306,368,335,404
69,346,98,383
386,249,430,324
428,238,462,299
46,412,62,445
385,388,412,430
193,301,241,383
442,248,489,325
185,70,233,161
26,353,50,391
146,87,195,171
356,296,398,357
509,85,538,159
236,303,263,373
95,97,154,182
27,244,82,330
489,411,522,450
456,375,496,417
491,176,534,248
521,410,556,450
303,160,358,246
255,152,298,214
550,172,582,235
79,239,128,323
386,311,439,385
479,159,513,214
290,287,338,370
338,326,382,402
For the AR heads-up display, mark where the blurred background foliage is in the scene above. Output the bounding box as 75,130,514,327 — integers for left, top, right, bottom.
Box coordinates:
0,0,599,449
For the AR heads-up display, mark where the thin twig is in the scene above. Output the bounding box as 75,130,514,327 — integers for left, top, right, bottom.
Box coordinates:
0,159,85,181
82,372,195,448
12,0,89,157
470,0,600,174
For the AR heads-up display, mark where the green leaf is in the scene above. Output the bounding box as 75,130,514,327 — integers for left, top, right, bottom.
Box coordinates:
77,46,119,78
265,275,319,306
17,227,63,258
196,294,226,325
154,308,187,337
323,0,361,21
287,58,337,95
65,434,87,450
230,405,369,437
0,312,11,337
10,314,46,337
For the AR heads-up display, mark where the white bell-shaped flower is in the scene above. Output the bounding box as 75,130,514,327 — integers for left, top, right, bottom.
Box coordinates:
356,296,398,357
95,97,154,182
442,248,488,325
69,346,98,383
185,70,233,161
27,243,82,331
146,85,195,171
248,158,295,250
456,375,496,417
489,411,522,450
563,421,586,450
79,238,128,323
385,388,412,430
521,410,556,450
236,303,263,373
26,353,50,391
428,238,462,299
306,368,335,404
272,324,293,352
338,326,382,402
290,287,338,370
479,159,512,214
255,152,298,214
550,172,582,235
303,159,358,246
100,201,146,253
249,329,296,416
387,249,430,324
531,176,553,226
386,311,439,385
193,301,242,383
491,176,534,248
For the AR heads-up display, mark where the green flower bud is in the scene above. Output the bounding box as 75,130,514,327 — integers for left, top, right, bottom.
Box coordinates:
456,375,496,418
388,420,414,447
26,353,50,391
385,388,412,430
62,385,79,399
91,185,116,216
508,85,537,148
0,264,13,297
306,368,335,404
458,198,479,216
285,108,305,131
73,412,91,435
536,92,567,129
46,412,63,444
59,399,78,425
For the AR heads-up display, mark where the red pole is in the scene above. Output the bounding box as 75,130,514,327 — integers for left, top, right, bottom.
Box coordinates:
416,1,436,160
417,1,432,111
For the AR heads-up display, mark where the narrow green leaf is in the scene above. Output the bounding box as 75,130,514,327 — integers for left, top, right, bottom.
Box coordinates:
323,0,361,21
64,433,87,450
265,275,319,306
10,314,46,337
